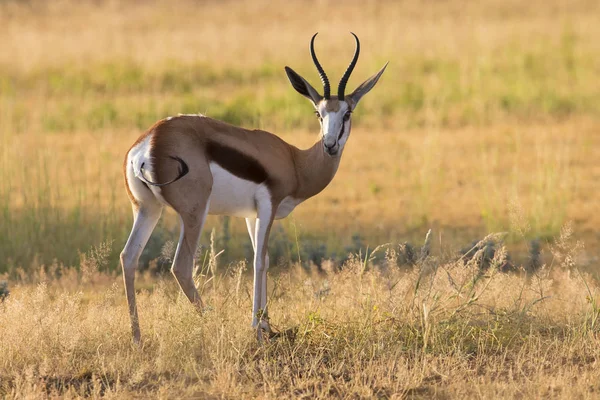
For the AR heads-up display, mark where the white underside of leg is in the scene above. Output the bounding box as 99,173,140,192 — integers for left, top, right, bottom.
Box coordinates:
251,189,272,328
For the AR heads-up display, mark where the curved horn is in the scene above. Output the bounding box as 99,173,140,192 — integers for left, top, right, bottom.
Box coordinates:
310,33,330,99
338,32,360,100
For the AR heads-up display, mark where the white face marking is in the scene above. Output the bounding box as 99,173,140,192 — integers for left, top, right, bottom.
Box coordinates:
208,163,269,218
317,101,352,156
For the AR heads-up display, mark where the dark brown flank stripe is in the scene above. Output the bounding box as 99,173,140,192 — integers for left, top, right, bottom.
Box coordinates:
206,141,269,184
140,118,270,187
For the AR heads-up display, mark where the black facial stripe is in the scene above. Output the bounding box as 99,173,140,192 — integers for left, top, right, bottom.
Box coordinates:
338,124,345,140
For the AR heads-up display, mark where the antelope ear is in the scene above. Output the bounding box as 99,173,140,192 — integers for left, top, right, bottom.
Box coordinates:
346,62,388,108
285,66,323,106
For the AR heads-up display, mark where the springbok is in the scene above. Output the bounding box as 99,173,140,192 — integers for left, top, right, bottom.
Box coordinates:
120,33,387,342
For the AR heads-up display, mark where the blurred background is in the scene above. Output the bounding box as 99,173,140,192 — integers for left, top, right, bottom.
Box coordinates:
0,0,599,273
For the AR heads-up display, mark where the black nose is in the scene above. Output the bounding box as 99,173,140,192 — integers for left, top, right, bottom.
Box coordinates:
324,142,337,156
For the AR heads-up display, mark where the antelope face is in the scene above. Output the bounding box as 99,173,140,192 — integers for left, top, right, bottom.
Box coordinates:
316,98,352,156
285,32,387,158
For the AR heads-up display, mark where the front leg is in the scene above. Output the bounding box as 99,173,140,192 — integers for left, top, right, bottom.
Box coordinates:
250,202,275,336
245,218,270,312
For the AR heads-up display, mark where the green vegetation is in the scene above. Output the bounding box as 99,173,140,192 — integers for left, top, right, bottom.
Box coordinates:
3,33,600,135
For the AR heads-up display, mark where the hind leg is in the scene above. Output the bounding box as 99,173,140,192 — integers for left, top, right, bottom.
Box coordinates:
121,203,162,343
157,161,212,309
170,200,209,307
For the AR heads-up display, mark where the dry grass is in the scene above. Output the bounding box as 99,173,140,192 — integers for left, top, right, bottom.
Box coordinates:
1,1,600,397
1,228,599,398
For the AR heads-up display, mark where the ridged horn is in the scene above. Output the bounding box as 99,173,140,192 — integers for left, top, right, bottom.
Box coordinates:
338,32,360,101
310,33,330,99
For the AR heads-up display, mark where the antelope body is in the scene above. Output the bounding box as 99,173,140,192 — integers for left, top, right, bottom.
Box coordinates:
120,33,387,342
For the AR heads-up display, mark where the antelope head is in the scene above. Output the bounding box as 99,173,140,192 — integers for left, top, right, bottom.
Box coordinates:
285,33,387,156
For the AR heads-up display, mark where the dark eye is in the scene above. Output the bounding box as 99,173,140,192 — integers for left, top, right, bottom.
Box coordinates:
314,111,322,121
343,111,352,121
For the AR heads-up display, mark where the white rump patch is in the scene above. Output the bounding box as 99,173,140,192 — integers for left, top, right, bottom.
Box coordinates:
126,134,172,205
126,135,158,204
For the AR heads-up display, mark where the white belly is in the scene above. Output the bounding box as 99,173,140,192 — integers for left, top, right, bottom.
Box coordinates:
208,163,263,217
208,163,303,219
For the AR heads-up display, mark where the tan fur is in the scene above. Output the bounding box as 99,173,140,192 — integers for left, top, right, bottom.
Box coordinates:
323,98,341,112
144,115,339,206
120,114,341,342
120,39,385,342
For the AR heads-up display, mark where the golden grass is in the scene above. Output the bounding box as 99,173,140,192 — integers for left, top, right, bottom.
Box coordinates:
1,117,596,268
1,229,599,398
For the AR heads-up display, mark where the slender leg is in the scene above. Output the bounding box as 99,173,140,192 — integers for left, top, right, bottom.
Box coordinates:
251,211,274,335
245,218,256,250
246,218,270,316
261,255,270,310
171,202,209,308
121,205,162,343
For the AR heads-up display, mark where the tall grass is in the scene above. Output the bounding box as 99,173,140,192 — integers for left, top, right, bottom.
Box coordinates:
0,228,598,398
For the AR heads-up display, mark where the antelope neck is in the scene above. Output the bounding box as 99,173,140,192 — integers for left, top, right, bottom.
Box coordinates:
292,140,341,201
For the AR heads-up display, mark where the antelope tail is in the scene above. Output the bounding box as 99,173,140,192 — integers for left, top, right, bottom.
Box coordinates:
135,156,189,187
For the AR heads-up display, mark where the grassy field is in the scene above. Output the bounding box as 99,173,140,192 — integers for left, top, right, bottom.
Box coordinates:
1,0,600,397
2,228,600,398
